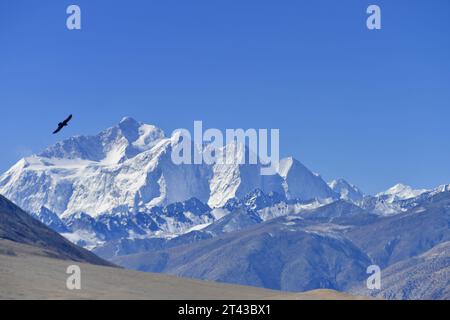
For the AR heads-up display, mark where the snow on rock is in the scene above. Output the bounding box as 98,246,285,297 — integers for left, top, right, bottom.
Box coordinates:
277,157,337,201
0,118,333,222
329,178,364,202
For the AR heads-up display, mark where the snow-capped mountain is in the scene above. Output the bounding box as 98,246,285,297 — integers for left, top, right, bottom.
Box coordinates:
328,178,364,202
359,183,446,216
0,117,335,243
0,117,212,217
60,197,215,249
377,183,429,203
278,157,337,201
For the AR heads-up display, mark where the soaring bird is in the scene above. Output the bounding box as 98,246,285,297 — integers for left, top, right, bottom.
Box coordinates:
53,114,73,134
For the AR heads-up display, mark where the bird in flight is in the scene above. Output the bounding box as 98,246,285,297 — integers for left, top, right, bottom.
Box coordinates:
53,114,73,134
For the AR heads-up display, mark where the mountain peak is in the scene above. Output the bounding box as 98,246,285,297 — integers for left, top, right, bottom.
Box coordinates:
382,183,413,195
277,157,336,201
329,178,356,190
277,157,295,178
117,117,141,140
378,183,428,200
330,178,349,186
329,178,364,202
36,117,165,163
119,116,140,127
117,117,165,144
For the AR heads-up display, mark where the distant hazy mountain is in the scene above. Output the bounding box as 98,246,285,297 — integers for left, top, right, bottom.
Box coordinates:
352,241,450,300
110,191,450,298
112,212,372,292
347,190,450,268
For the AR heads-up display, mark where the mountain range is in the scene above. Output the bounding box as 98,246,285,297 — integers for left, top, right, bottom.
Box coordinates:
0,117,338,247
0,117,448,300
2,194,357,300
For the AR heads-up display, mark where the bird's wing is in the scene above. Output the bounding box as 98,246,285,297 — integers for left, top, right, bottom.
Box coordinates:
53,125,63,134
64,114,73,124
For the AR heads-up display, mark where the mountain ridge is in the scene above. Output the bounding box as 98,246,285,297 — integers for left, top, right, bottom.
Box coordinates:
0,194,113,266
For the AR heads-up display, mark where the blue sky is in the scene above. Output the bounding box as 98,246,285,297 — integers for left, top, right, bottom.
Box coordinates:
0,0,449,194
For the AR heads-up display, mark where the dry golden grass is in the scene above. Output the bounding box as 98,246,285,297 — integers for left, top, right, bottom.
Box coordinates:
0,240,368,300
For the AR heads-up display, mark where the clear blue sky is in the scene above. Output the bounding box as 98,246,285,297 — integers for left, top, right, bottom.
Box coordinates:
0,0,449,194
